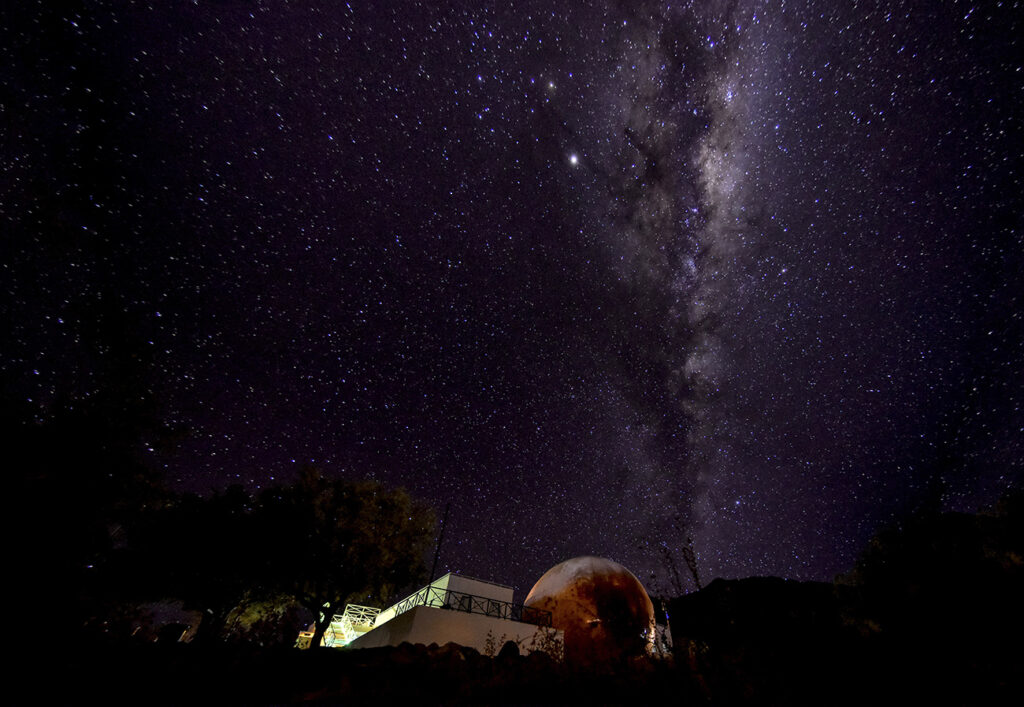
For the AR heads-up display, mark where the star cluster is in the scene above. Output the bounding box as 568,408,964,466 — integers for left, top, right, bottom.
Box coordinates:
4,0,1021,595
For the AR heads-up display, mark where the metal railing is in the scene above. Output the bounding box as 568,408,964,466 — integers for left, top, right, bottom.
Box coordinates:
341,604,381,629
390,585,552,627
323,604,383,647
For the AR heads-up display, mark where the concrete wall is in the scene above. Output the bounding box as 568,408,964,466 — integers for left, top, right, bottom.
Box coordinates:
347,604,562,657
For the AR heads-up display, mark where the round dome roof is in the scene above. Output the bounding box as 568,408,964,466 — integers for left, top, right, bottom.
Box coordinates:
525,556,655,665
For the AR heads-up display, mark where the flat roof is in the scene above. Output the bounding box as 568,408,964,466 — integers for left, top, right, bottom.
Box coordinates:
435,572,513,591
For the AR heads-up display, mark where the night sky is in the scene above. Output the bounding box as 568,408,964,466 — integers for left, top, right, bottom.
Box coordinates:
4,1,1022,597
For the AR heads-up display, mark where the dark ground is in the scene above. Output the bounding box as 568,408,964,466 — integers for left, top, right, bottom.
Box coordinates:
20,591,1023,706
15,503,1024,705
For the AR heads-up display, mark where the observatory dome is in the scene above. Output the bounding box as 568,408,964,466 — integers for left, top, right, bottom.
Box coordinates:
524,556,656,665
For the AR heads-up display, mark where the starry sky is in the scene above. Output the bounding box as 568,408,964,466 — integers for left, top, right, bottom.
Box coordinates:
4,0,1022,597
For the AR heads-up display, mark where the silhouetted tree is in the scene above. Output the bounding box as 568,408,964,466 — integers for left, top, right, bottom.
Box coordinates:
844,492,1023,632
839,489,1024,700
126,485,260,643
256,467,435,648
222,591,311,648
110,468,435,646
680,536,702,591
5,316,173,646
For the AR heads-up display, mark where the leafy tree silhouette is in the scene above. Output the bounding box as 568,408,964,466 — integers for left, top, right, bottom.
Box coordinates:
255,466,435,648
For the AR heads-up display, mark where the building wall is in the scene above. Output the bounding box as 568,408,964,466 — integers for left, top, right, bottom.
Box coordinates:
347,604,562,657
